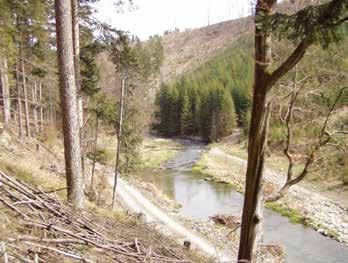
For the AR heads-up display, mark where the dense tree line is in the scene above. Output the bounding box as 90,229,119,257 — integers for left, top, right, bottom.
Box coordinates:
154,37,254,142
155,81,236,142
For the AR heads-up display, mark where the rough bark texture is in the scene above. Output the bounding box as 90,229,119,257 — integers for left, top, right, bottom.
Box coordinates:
237,0,321,261
71,0,85,176
71,0,82,123
55,0,84,209
238,1,276,261
1,57,11,125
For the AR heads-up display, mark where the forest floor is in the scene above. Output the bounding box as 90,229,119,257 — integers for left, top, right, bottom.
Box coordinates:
192,142,348,244
0,128,205,262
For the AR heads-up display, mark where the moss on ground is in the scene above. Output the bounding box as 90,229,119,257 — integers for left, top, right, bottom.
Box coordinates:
265,202,309,225
191,159,208,174
140,138,183,168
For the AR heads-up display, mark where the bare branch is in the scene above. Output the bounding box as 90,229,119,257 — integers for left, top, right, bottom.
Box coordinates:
267,38,313,89
266,85,347,202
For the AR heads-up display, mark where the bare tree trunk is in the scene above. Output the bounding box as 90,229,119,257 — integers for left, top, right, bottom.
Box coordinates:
71,0,82,126
32,82,39,136
90,115,99,189
112,77,125,210
0,57,11,126
71,0,85,176
20,49,31,137
238,1,275,261
55,0,84,209
15,63,23,136
48,84,53,126
39,82,43,132
237,0,319,261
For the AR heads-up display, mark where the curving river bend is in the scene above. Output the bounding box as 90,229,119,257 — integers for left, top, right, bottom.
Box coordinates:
143,140,348,263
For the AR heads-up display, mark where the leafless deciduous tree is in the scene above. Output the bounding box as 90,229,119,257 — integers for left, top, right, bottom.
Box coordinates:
267,68,347,202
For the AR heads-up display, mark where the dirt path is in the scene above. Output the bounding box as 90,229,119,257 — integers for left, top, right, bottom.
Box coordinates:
210,147,348,244
107,175,233,262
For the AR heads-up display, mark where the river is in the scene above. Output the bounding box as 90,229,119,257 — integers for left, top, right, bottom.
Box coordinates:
143,140,348,263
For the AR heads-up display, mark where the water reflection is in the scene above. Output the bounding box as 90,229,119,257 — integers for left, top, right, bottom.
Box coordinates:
141,142,348,263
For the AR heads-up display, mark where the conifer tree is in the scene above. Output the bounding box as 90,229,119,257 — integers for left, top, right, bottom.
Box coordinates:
180,90,193,135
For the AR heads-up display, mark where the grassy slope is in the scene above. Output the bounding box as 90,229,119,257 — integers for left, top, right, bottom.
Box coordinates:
0,129,204,262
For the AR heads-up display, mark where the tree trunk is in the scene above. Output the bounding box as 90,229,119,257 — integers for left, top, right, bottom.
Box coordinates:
20,49,31,137
112,77,125,210
39,81,43,132
15,63,23,136
0,57,11,126
71,0,82,127
48,84,53,126
238,1,275,262
55,0,84,209
90,115,99,189
71,0,85,176
32,82,39,136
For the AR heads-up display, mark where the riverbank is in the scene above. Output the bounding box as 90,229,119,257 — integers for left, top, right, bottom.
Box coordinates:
132,138,284,262
129,171,284,262
192,144,348,244
140,137,183,169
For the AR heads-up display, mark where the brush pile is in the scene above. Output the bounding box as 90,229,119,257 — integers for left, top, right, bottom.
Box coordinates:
0,171,191,262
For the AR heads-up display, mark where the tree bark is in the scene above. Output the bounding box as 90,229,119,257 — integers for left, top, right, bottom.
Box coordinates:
20,48,31,137
15,63,23,136
71,0,85,176
112,77,125,210
238,1,276,262
0,57,11,126
32,82,39,136
55,0,84,209
71,0,82,127
39,81,43,132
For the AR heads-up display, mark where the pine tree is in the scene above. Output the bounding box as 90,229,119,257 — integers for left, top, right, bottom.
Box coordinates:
55,0,84,209
167,85,180,136
180,90,193,135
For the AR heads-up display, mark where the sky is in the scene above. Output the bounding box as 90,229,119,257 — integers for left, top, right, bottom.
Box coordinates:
94,0,253,40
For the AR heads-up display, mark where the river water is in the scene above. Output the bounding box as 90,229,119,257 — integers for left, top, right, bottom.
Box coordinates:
143,140,348,262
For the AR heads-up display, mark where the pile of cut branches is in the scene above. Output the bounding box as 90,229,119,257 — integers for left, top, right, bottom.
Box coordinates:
0,170,191,262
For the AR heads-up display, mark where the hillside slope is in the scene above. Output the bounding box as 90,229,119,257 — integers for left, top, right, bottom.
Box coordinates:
158,0,306,84
160,17,253,83
0,128,203,262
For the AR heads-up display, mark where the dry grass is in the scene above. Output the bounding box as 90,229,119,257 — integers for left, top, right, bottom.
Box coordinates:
0,171,199,262
140,137,183,168
0,130,207,262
